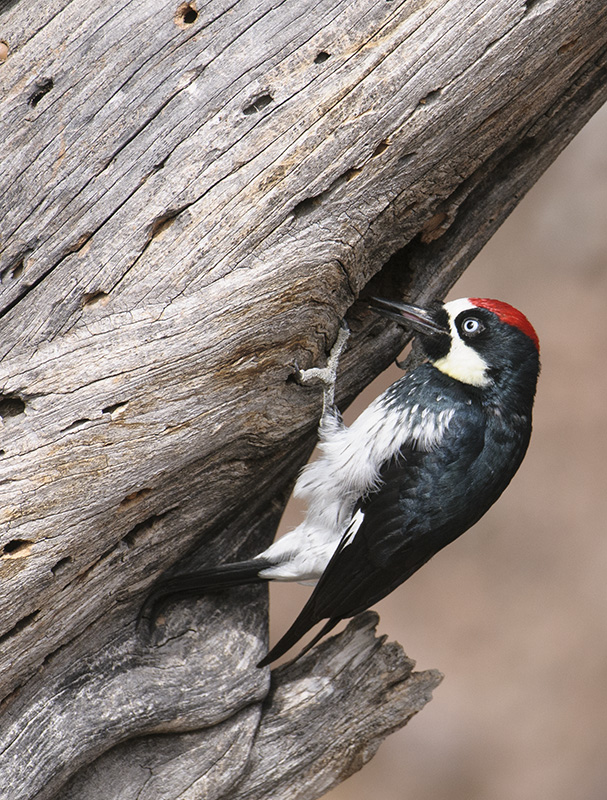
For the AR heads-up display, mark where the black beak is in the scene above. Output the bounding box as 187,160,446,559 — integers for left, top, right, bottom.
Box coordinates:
368,297,448,336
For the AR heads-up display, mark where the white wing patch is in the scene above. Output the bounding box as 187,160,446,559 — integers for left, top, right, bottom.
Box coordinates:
342,508,365,549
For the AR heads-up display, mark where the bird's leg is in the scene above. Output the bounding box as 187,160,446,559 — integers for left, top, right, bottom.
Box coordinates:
295,322,350,418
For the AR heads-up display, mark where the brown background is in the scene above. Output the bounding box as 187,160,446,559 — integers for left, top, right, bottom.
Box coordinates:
270,103,607,800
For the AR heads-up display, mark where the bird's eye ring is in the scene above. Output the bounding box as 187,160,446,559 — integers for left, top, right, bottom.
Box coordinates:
461,317,484,336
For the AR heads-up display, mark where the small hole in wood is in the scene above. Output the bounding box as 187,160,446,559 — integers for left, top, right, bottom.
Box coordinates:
286,367,304,386
175,2,198,27
557,38,578,55
70,231,93,254
0,41,9,63
119,488,153,509
2,539,33,557
0,395,25,419
51,556,73,577
150,212,179,240
1,256,26,283
292,194,324,218
61,417,90,433
28,77,54,107
339,167,361,183
372,139,390,157
11,260,24,279
0,610,40,645
102,400,128,416
0,450,5,457
123,512,168,547
82,290,109,307
418,88,442,106
61,418,91,433
314,51,330,64
243,94,273,115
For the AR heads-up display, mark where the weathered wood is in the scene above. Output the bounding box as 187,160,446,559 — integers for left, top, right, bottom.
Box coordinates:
224,613,442,800
0,0,606,796
63,706,265,800
62,614,442,800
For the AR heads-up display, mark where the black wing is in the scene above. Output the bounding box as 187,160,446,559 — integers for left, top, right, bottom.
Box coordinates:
259,403,491,667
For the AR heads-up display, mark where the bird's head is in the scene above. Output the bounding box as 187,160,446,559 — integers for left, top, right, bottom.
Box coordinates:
371,296,540,401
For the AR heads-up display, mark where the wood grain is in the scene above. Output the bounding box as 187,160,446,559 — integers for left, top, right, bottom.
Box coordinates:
0,0,605,796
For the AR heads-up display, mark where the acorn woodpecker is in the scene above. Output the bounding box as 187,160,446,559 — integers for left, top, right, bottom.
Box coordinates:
143,297,540,668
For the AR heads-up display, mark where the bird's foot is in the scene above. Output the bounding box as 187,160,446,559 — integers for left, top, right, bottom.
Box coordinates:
295,322,350,411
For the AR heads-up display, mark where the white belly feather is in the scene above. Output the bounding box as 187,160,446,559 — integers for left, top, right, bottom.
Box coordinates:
258,384,454,582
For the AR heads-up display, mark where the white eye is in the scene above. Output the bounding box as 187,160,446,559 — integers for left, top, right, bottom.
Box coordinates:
461,317,482,336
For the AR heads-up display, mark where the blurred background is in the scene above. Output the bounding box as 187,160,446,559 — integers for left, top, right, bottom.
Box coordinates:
269,102,607,800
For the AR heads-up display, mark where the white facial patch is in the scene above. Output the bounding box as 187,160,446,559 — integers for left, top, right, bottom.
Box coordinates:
432,298,491,387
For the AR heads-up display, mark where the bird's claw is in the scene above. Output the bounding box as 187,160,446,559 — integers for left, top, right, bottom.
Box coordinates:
295,323,350,387
328,321,350,368
294,322,350,412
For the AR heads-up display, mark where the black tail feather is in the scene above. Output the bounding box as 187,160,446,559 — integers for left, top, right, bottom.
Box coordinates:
257,615,340,668
139,558,271,628
140,557,343,667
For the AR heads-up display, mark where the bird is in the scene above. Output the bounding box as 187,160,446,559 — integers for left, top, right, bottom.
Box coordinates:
141,296,540,668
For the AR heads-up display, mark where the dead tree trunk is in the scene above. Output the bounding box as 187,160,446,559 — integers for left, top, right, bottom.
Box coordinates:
0,0,605,797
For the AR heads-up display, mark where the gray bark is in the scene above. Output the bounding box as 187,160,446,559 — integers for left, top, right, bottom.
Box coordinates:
0,0,605,797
